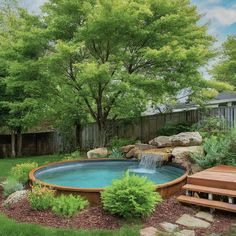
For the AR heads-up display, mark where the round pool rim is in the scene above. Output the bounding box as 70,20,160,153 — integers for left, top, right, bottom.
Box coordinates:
29,158,188,192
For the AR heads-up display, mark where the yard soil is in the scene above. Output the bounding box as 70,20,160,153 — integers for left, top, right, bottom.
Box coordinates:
0,192,236,235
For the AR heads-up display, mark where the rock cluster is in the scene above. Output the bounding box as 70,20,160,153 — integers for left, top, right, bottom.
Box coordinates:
122,132,204,173
86,132,204,173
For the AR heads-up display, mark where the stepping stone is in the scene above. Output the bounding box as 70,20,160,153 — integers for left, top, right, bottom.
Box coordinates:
176,214,210,228
140,227,157,236
175,229,195,236
160,222,178,232
195,211,214,222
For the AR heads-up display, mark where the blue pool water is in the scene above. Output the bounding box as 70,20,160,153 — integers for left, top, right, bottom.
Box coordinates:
35,160,185,188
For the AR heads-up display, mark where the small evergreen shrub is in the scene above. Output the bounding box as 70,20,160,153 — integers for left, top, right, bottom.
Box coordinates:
191,116,228,138
101,172,161,218
192,129,236,169
109,137,136,149
28,185,55,211
51,194,88,217
3,178,23,197
157,122,191,136
11,162,38,185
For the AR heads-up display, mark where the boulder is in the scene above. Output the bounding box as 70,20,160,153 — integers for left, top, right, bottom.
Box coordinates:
143,147,173,162
149,136,172,147
87,147,110,159
126,147,142,159
3,190,28,207
120,144,135,153
172,146,204,172
126,144,156,159
171,132,202,147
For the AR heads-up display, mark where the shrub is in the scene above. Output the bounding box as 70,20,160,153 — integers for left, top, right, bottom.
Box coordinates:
192,129,236,169
109,137,136,149
3,178,23,197
11,162,38,185
101,172,161,218
157,122,191,136
52,194,88,217
28,185,55,211
108,148,124,158
191,116,228,138
63,150,81,160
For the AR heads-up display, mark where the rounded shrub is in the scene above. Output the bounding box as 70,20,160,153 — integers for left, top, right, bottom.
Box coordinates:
11,162,38,185
28,185,55,211
51,194,88,217
101,172,162,218
3,178,24,197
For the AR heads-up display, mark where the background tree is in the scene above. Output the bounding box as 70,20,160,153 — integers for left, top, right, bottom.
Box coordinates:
211,35,236,86
0,6,49,157
43,0,216,146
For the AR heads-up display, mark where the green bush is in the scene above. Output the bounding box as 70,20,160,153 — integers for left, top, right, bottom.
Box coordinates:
52,194,88,217
108,148,124,158
11,162,38,185
28,185,55,211
101,172,161,218
157,122,191,136
191,116,228,138
63,150,81,160
3,178,23,197
192,129,236,169
109,137,136,149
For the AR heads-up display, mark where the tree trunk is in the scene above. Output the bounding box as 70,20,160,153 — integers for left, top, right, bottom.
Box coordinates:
97,120,108,147
17,132,22,157
11,132,16,158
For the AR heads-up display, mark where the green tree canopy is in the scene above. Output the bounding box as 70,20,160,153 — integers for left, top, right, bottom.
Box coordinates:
0,6,49,156
211,35,236,87
43,0,215,145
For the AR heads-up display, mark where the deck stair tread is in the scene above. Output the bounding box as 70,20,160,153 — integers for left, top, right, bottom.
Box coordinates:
182,184,236,197
187,165,236,190
177,195,236,213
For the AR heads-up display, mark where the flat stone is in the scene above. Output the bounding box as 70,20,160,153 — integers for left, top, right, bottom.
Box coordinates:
140,227,157,236
160,222,178,232
175,229,195,236
176,214,210,228
195,211,214,222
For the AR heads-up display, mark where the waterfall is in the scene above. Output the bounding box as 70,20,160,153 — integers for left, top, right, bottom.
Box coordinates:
129,153,164,174
139,154,164,169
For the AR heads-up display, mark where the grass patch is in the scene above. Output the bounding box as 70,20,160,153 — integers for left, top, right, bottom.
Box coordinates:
0,153,87,179
0,213,140,236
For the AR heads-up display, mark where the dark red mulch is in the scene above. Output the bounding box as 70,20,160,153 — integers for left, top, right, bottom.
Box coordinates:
0,192,236,235
0,195,121,230
143,196,236,236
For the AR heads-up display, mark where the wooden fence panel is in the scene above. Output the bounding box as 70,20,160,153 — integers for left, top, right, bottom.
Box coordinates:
79,106,236,150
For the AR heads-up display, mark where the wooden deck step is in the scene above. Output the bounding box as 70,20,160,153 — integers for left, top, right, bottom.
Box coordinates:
182,184,236,197
177,195,236,213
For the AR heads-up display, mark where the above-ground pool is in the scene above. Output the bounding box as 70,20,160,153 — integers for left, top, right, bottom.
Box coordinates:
29,159,188,205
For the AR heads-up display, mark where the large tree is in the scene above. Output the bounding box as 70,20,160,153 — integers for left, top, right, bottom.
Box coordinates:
211,35,236,86
43,0,215,146
0,6,49,156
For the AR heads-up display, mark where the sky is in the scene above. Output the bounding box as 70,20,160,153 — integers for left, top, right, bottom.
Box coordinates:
19,0,236,43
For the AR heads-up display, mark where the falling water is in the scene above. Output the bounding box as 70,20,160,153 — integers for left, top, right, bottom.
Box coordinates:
129,153,164,174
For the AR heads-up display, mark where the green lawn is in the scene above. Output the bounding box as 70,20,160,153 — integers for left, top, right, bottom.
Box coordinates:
0,155,64,179
0,213,139,236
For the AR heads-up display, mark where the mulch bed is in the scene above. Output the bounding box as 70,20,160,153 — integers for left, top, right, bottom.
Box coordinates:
0,192,236,235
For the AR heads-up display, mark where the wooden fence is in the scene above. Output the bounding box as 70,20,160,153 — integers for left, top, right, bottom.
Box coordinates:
80,107,236,150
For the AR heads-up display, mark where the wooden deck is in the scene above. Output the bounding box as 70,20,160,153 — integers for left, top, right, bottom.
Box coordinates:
177,165,236,212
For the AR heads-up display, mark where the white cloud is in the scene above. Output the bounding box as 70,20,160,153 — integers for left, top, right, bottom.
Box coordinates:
206,5,236,26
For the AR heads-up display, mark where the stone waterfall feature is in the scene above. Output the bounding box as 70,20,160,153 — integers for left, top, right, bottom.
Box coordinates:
129,153,164,174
